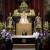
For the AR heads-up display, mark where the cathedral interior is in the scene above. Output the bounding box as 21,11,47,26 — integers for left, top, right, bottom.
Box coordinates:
0,0,50,50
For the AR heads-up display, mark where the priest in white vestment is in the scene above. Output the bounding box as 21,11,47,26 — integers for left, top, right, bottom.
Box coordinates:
33,29,40,39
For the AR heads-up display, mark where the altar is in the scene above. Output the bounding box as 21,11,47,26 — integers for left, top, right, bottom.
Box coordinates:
12,1,36,47
11,35,36,46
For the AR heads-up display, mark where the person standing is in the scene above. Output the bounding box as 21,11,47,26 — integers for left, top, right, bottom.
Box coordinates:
1,27,6,39
5,29,13,50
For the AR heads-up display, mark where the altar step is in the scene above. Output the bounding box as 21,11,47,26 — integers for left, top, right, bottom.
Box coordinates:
13,44,35,48
13,48,35,50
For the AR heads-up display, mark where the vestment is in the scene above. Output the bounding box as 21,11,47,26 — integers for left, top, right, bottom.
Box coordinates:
33,32,39,39
1,29,6,38
5,31,13,50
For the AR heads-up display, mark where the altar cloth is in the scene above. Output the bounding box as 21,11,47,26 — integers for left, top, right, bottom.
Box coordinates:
11,35,36,39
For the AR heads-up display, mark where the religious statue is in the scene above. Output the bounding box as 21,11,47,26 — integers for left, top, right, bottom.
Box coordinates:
7,12,13,29
7,12,13,25
19,11,29,23
35,12,42,29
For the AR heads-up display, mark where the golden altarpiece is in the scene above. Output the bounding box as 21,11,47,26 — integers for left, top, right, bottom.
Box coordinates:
13,1,36,35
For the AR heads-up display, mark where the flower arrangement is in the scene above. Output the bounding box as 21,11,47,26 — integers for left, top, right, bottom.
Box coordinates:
36,23,42,29
28,9,36,17
43,21,49,30
0,22,5,30
6,24,13,29
13,9,20,17
20,2,28,9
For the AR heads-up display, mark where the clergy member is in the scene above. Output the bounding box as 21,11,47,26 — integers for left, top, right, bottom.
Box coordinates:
33,28,40,39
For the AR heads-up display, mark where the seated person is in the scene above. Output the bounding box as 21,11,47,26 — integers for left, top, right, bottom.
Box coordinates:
22,30,27,35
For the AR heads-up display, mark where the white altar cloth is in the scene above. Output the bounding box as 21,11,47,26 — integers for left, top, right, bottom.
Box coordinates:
11,35,36,39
